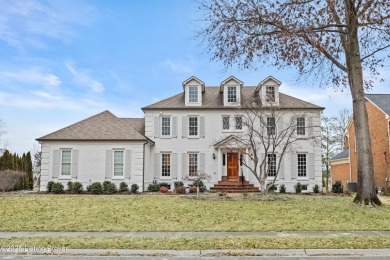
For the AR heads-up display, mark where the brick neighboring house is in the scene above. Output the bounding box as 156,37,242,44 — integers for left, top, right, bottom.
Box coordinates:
330,94,390,192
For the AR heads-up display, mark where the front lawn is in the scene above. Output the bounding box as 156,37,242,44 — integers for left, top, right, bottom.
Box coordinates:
0,193,389,232
2,236,390,250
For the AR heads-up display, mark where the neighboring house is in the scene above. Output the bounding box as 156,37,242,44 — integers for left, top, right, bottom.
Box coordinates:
37,76,324,192
331,94,390,192
329,149,350,190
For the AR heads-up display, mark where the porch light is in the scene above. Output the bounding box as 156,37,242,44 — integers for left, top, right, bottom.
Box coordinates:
212,153,216,159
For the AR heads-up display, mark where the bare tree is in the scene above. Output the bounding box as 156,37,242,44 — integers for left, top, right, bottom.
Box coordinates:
198,0,389,205
321,116,339,192
215,103,317,194
335,108,352,151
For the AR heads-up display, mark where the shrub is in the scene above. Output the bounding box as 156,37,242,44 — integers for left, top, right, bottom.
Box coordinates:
67,181,73,191
147,183,160,192
189,185,198,193
0,170,25,192
279,184,286,193
192,180,206,192
119,182,129,192
294,182,302,194
103,181,117,194
159,186,168,193
159,182,170,188
267,182,277,191
71,182,83,194
47,181,55,193
332,180,343,193
51,182,64,194
174,181,184,188
175,186,186,194
131,184,139,193
313,184,320,193
88,182,103,194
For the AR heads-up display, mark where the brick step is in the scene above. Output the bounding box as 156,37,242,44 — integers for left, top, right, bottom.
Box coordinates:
210,184,255,188
214,190,259,193
215,181,252,185
211,186,258,190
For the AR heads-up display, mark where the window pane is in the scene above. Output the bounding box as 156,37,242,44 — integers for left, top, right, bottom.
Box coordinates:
222,116,229,130
235,117,242,130
61,150,71,175
114,151,124,176
267,154,276,177
188,153,198,177
266,86,275,102
189,85,198,103
267,117,276,135
297,117,305,135
227,86,237,103
161,117,171,136
161,154,171,177
189,117,198,136
298,154,307,177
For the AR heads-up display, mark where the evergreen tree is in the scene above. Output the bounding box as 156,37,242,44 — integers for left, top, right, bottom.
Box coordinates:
26,152,33,190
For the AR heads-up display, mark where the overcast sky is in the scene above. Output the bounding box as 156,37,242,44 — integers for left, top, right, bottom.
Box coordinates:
0,0,389,155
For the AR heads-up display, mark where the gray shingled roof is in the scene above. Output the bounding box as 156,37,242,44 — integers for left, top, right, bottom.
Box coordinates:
365,94,390,116
37,111,146,141
142,87,324,110
330,149,349,161
120,118,145,136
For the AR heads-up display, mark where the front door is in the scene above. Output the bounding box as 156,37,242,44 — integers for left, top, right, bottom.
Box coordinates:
227,153,239,179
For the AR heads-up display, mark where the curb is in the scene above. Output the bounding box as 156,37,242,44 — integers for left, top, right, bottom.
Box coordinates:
1,249,390,257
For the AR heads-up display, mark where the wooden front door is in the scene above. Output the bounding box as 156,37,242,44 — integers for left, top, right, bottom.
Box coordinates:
227,153,239,179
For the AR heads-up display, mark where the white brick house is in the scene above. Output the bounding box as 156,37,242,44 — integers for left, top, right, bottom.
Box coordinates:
37,76,323,192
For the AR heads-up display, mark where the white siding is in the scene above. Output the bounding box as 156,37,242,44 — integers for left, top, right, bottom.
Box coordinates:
39,141,145,192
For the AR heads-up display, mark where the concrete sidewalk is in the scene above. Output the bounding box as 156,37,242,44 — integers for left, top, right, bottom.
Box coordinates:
1,231,390,238
1,248,390,258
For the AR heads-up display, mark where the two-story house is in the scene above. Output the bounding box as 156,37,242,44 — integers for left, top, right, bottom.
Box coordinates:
331,94,390,192
37,76,324,193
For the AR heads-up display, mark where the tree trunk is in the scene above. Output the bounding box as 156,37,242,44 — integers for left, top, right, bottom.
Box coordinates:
259,179,266,194
346,3,381,205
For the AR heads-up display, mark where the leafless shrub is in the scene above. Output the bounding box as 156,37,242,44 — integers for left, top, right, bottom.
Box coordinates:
0,170,25,192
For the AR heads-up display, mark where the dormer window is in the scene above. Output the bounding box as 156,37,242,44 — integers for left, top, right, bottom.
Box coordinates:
183,76,205,106
266,85,275,102
227,85,237,103
188,85,198,103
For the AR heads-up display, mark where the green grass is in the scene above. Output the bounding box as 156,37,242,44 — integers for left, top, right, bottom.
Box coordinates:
1,236,390,250
0,194,389,232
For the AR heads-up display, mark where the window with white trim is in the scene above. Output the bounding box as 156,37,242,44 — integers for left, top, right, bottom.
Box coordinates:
188,153,198,177
161,116,171,136
266,85,275,102
188,85,198,103
235,116,242,130
161,153,171,177
113,150,124,177
61,150,71,176
297,154,307,177
297,117,305,135
189,116,198,136
267,154,276,177
222,116,230,130
267,117,276,136
227,85,237,103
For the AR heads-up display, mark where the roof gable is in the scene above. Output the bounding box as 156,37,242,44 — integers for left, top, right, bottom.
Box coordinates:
256,76,282,92
365,94,390,116
220,76,244,92
182,76,205,92
37,111,146,141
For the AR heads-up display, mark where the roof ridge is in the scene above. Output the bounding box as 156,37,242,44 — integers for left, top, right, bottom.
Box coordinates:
36,110,114,140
